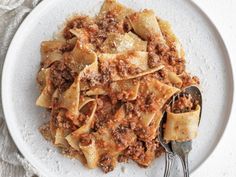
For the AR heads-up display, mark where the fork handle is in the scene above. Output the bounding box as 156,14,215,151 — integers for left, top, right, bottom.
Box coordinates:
164,152,175,177
179,153,189,177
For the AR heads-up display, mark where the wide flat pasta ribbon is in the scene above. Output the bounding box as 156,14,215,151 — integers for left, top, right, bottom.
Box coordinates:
158,19,185,59
66,101,97,150
98,0,134,22
128,10,166,45
36,68,54,108
101,32,147,53
79,137,99,169
58,76,80,118
164,105,201,142
41,40,64,68
99,51,164,81
64,41,98,73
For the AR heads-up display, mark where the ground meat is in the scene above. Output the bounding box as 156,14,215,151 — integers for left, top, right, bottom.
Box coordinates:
112,125,131,148
60,42,75,53
123,18,132,32
147,38,169,55
157,69,166,79
79,133,93,146
167,56,185,74
100,58,142,84
145,140,157,152
192,76,200,85
116,59,142,78
93,115,110,131
50,61,75,92
172,95,194,113
50,108,77,131
116,59,129,77
156,42,169,55
124,101,141,118
117,91,129,100
131,120,158,141
96,97,104,110
57,110,72,129
180,72,200,87
72,113,87,127
98,153,114,173
108,91,129,103
144,93,156,112
126,93,156,115
124,141,145,162
93,96,117,131
90,31,107,51
99,61,114,84
63,16,94,39
124,140,162,167
80,72,101,88
117,154,129,163
97,11,123,33
154,69,171,85
124,102,134,113
128,66,143,75
133,124,148,139
148,52,160,68
61,147,84,159
147,34,186,75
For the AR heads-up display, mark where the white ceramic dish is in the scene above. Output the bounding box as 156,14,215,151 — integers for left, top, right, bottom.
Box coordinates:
1,0,234,177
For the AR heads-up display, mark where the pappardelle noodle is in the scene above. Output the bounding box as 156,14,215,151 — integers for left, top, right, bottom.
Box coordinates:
36,0,201,173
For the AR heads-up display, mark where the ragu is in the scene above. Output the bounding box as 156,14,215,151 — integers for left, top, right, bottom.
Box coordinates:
36,0,200,173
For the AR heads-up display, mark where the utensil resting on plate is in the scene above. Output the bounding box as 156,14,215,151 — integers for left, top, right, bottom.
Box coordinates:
158,86,202,177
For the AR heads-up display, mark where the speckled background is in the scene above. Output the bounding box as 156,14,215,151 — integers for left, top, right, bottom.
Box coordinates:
192,1,236,177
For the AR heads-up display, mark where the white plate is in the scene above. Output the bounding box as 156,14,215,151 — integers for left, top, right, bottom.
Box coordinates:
2,0,234,177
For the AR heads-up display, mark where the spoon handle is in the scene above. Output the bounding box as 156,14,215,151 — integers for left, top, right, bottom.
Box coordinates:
164,152,175,177
179,152,189,177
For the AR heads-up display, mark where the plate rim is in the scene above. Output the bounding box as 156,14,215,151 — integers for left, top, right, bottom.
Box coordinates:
183,0,235,174
1,0,235,176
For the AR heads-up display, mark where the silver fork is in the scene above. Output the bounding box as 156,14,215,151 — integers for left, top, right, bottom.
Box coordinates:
158,101,177,177
158,121,175,177
171,141,191,177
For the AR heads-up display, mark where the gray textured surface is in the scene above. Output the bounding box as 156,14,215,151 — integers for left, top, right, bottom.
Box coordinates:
0,1,41,177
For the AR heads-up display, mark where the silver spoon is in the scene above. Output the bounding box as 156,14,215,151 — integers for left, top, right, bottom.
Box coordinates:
171,86,202,177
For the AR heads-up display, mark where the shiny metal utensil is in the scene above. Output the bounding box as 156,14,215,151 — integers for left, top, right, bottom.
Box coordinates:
171,86,202,177
158,95,178,177
171,141,191,177
158,114,175,177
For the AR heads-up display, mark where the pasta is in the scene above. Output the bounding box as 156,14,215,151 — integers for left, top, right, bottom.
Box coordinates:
164,94,201,142
79,137,99,169
128,9,168,49
101,32,147,53
164,105,201,141
99,51,164,81
36,68,54,108
36,0,201,173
